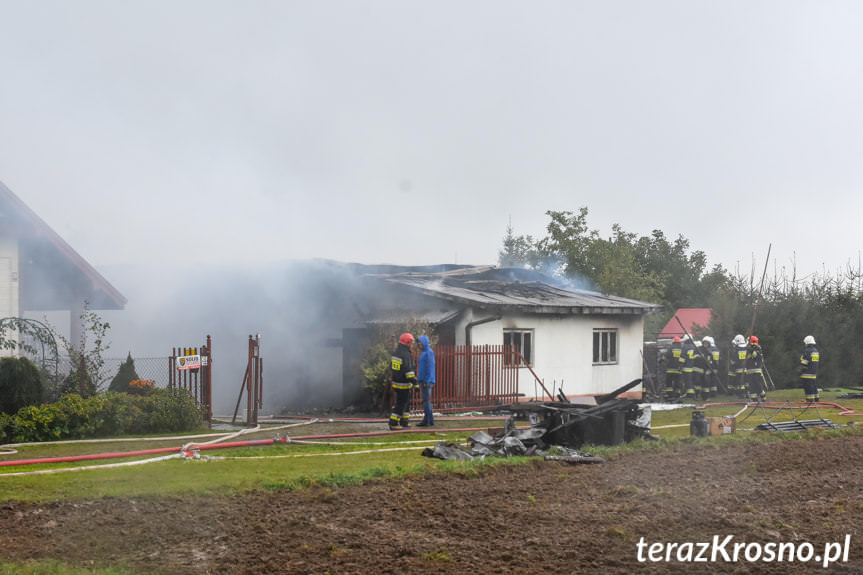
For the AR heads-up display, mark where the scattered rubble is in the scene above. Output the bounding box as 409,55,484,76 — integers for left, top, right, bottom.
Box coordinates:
422,379,652,462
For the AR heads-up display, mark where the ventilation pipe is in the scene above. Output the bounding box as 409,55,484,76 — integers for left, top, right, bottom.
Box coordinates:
464,314,501,397
465,314,501,347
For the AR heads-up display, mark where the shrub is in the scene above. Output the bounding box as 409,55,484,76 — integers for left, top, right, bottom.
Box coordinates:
361,342,391,409
139,388,202,433
108,353,141,393
0,356,43,415
57,368,96,399
9,394,104,442
127,379,156,396
2,389,203,442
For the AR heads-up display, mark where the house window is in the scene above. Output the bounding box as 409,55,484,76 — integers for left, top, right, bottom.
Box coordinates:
503,329,533,367
593,329,618,365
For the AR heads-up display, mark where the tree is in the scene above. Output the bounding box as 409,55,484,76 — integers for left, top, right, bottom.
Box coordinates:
498,221,548,270
499,210,731,312
538,208,593,277
583,225,664,302
108,353,141,393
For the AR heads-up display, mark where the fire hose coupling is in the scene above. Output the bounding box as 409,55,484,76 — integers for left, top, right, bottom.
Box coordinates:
274,434,291,444
180,447,201,460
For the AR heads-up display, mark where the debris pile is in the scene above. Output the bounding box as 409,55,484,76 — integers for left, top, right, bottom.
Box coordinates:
421,423,603,463
422,379,652,463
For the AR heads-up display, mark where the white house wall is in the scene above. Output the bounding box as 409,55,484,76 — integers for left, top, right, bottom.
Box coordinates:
0,237,20,358
0,237,19,319
455,310,644,399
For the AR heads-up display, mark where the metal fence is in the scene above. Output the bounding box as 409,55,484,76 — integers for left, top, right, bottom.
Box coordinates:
60,346,523,413
55,356,174,391
411,344,522,411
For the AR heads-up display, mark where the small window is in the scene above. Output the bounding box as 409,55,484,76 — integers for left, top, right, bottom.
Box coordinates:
593,329,618,365
504,329,533,367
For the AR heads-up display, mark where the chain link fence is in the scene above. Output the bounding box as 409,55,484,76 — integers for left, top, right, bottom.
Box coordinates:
55,356,173,391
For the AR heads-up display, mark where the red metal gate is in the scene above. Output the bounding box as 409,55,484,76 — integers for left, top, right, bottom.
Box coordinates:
415,344,521,411
168,335,213,423
232,334,263,426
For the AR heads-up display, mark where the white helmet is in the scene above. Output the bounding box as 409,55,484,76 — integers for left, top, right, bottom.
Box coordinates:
702,336,714,346
733,334,745,346
682,334,691,342
803,335,816,346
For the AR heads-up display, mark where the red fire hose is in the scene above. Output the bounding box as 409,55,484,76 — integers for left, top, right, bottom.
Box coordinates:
0,426,501,469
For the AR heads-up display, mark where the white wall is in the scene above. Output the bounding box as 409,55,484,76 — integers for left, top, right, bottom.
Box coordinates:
0,237,19,357
0,237,18,319
455,309,644,398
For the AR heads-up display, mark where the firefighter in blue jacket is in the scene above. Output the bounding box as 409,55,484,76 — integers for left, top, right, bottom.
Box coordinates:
799,335,820,403
389,333,418,430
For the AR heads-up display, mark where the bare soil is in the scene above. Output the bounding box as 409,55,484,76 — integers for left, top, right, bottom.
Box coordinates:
2,433,863,574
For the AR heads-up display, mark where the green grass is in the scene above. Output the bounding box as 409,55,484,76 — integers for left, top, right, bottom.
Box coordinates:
0,423,503,502
646,386,863,441
2,387,863,504
2,394,863,574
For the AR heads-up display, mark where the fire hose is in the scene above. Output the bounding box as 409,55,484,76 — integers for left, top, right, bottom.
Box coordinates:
0,424,512,472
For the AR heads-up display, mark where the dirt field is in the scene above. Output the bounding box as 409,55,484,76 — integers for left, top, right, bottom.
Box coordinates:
1,432,862,574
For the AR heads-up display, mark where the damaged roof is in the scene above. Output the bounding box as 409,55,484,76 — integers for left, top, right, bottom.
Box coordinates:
369,266,662,315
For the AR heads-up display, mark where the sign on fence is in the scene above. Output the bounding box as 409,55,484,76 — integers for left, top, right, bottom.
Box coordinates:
177,354,201,370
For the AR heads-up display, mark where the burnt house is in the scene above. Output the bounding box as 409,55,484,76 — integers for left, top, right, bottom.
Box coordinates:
341,265,661,404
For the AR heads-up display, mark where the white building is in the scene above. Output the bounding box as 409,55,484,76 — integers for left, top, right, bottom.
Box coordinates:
0,181,126,348
356,266,661,401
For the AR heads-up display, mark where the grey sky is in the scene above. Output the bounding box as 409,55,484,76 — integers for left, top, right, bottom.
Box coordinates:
2,1,862,277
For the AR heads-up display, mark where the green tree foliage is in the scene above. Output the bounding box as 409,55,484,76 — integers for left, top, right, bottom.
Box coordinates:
0,357,43,415
499,208,726,314
108,353,141,393
499,209,863,393
498,222,546,270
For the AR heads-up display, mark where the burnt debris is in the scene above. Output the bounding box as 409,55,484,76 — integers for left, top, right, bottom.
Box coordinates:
422,379,652,462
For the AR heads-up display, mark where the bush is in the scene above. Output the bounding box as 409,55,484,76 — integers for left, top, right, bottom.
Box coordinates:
361,342,391,409
57,368,96,399
1,389,203,443
108,353,141,393
138,388,202,433
0,356,44,415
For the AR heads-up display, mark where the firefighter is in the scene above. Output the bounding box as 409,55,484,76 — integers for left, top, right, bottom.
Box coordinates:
681,335,697,399
389,332,418,430
746,335,766,402
662,336,683,399
729,334,747,398
693,339,706,399
702,336,720,398
799,335,820,403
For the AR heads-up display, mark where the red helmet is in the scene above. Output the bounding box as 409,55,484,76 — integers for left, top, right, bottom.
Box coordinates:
749,336,759,345
673,336,681,343
399,333,415,346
